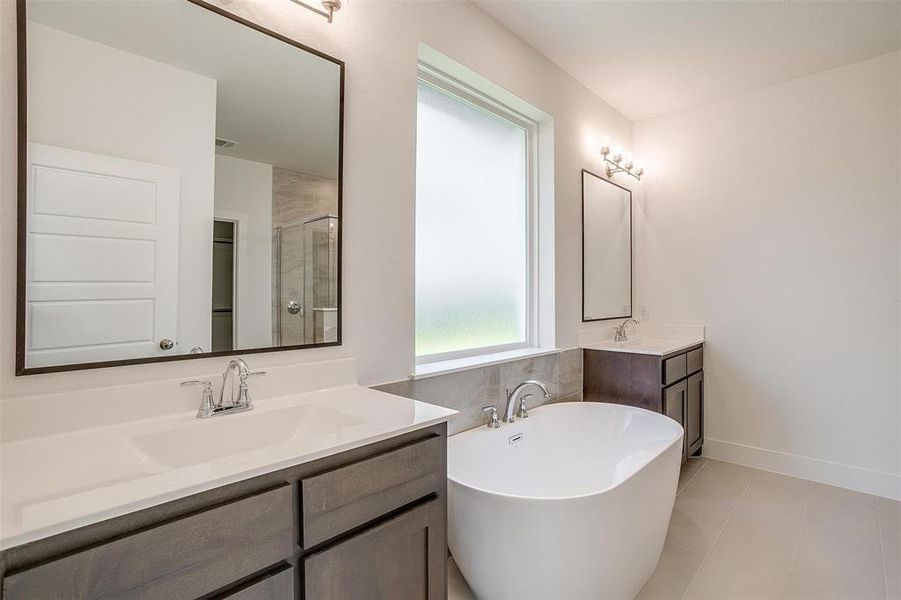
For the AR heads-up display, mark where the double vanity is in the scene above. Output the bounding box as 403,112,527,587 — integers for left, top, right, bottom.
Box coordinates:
0,359,457,599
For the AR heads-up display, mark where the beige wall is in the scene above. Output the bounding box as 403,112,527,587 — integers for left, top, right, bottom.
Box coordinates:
0,0,631,399
633,52,901,493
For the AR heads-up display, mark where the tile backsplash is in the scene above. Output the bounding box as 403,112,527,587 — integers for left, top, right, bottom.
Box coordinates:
372,348,582,435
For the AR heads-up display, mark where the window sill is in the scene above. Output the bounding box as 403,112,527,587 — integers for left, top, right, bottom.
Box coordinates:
412,347,560,380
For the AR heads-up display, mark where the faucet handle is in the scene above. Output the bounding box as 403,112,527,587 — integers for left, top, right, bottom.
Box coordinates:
181,380,215,418
239,370,267,383
181,380,212,389
517,393,533,419
481,405,500,429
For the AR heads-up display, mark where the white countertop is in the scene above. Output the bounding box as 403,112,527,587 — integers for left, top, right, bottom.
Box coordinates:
0,384,456,550
582,337,704,356
579,324,705,356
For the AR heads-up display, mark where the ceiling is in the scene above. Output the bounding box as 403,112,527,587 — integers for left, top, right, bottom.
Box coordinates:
28,1,341,177
473,0,901,121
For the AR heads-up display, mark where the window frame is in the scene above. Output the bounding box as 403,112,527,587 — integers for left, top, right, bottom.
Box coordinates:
414,64,540,365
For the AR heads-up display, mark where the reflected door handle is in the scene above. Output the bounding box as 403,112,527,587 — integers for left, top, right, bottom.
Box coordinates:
159,339,174,350
286,301,302,315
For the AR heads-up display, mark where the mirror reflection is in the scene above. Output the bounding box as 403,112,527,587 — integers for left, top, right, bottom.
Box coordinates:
582,170,631,321
21,0,342,371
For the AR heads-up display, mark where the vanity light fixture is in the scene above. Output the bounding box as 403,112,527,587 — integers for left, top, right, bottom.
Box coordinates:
600,145,644,181
289,0,341,23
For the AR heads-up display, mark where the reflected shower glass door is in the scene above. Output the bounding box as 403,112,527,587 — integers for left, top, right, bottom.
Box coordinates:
276,215,338,346
304,216,339,344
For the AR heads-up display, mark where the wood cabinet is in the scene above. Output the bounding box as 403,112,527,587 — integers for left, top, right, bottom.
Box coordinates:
0,423,447,600
584,343,704,459
303,498,445,599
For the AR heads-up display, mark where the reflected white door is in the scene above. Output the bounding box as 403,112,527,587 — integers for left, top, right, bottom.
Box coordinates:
25,143,179,368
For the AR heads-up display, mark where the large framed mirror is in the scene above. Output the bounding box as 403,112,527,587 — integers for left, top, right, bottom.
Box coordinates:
16,0,344,374
582,169,632,322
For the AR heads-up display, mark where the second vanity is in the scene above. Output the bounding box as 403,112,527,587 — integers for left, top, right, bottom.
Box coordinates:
0,358,457,599
582,325,705,459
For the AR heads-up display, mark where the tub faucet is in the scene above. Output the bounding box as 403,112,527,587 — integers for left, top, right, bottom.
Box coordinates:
614,318,640,342
504,380,550,423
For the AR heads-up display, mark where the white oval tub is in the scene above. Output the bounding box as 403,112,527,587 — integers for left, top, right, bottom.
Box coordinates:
447,402,683,600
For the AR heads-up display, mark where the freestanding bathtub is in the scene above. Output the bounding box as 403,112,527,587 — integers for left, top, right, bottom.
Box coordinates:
447,401,683,600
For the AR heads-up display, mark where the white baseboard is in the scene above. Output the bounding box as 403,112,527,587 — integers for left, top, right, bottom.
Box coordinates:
703,438,901,501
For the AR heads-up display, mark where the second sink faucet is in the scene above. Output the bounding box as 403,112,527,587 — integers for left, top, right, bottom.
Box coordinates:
504,380,550,423
614,318,640,342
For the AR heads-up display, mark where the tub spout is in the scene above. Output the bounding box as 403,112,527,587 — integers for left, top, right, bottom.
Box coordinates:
504,380,550,423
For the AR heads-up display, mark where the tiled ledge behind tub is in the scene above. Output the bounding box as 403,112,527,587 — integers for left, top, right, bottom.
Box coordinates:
372,348,583,435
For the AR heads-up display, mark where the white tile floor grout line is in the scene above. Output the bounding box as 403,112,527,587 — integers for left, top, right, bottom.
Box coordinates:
778,489,811,598
678,469,754,600
677,458,708,497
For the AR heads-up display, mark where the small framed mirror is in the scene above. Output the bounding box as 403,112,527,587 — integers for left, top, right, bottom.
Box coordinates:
16,0,344,374
581,169,632,322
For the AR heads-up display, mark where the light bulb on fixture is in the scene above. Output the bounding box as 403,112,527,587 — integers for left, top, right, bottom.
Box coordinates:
599,143,646,181
290,0,342,23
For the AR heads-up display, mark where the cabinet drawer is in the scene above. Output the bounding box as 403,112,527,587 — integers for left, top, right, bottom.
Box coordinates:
686,347,703,375
3,485,293,600
219,564,293,599
663,353,687,385
300,434,445,548
303,498,446,600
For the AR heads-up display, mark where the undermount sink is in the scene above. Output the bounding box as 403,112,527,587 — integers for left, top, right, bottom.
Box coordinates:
131,403,364,469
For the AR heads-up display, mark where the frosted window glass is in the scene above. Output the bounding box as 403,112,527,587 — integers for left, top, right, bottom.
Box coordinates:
415,81,528,358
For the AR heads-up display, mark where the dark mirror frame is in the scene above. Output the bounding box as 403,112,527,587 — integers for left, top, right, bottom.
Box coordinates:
581,168,633,323
15,0,345,375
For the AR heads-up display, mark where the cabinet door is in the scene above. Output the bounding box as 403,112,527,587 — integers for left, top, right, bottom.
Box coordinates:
686,372,703,456
303,498,446,600
663,380,686,456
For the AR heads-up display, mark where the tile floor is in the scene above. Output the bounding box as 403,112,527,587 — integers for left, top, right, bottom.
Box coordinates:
448,458,900,600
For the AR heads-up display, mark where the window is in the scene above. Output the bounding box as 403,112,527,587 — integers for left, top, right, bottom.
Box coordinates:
415,69,536,364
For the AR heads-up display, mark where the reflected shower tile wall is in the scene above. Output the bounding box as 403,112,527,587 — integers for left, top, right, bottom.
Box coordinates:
271,167,338,345
372,349,583,435
272,167,337,227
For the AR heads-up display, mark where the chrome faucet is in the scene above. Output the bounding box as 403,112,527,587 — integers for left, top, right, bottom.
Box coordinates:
181,358,266,418
481,405,501,428
614,318,640,342
504,380,550,423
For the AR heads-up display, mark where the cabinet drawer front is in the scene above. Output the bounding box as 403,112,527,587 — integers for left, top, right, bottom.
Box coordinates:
663,353,687,385
220,564,293,599
686,347,703,375
301,434,445,548
3,485,293,600
303,498,446,600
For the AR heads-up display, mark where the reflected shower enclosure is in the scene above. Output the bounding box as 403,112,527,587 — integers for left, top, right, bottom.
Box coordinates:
275,215,339,346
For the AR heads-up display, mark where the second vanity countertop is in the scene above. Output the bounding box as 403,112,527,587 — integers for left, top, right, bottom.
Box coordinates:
580,324,705,356
583,337,703,356
0,381,456,551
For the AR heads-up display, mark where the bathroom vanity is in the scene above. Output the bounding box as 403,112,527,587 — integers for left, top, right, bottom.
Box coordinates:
1,422,448,599
0,357,457,600
583,338,704,458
